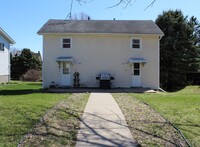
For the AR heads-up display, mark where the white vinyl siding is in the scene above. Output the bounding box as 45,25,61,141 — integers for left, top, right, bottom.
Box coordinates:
0,35,11,83
43,34,159,89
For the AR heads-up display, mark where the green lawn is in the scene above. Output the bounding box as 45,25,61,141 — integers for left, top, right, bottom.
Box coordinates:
0,82,70,147
130,86,200,146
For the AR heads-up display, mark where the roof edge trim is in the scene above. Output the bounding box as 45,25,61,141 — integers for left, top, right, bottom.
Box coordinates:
37,32,164,36
0,27,16,44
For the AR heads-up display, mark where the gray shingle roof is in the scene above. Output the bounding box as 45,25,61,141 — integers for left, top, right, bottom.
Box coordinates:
38,19,164,35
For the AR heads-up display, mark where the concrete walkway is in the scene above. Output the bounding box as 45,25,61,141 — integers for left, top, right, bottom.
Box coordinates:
76,93,137,147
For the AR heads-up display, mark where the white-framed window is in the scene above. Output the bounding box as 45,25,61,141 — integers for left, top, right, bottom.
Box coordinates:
133,63,140,75
131,38,142,49
0,43,4,51
62,38,71,49
63,62,70,74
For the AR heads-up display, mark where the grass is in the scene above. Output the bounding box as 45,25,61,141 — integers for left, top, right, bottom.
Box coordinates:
19,93,89,147
130,86,200,146
1,82,199,146
0,82,70,147
113,93,187,146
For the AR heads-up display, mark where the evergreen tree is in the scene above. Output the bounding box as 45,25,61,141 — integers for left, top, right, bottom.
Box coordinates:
11,48,42,80
156,10,200,91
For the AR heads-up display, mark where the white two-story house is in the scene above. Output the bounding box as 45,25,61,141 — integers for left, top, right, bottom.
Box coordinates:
0,27,15,83
38,20,164,89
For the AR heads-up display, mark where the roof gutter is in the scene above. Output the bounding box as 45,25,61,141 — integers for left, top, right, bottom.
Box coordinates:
159,33,164,40
0,27,16,44
37,32,164,36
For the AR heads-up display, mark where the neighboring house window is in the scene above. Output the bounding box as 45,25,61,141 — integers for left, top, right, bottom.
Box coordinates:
62,38,71,48
131,38,142,49
0,43,4,51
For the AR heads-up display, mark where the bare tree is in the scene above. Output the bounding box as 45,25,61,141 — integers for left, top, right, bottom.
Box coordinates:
108,0,157,10
71,12,91,20
74,0,157,9
66,0,157,19
66,0,93,19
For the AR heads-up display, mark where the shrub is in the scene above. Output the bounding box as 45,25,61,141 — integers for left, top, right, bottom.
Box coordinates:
21,69,41,81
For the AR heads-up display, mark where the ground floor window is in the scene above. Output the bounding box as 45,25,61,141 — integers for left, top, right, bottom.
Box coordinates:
63,62,70,74
133,63,140,75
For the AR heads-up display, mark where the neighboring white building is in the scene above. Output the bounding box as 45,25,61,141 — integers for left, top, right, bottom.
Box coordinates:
38,20,164,89
0,27,15,83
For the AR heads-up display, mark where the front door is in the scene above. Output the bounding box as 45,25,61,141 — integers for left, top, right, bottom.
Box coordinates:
132,63,141,87
60,61,71,86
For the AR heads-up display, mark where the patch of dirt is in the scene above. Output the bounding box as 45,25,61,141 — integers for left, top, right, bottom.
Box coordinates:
113,93,187,147
18,93,89,147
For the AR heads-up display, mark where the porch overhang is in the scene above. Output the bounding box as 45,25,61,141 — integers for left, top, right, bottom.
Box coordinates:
127,58,147,64
56,56,74,63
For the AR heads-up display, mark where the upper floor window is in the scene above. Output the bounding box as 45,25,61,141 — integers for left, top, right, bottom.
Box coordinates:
62,38,71,48
131,38,142,49
0,43,4,51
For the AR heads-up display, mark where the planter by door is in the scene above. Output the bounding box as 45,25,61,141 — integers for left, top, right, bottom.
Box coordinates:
60,61,71,86
132,63,141,87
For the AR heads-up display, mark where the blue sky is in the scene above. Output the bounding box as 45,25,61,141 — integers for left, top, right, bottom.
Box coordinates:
0,0,199,53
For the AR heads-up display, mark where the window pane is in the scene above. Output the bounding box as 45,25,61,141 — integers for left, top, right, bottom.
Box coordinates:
62,38,71,48
132,39,140,49
134,70,140,75
63,62,69,74
63,39,70,43
63,62,67,67
63,68,69,74
134,63,140,69
133,39,140,44
63,44,71,48
132,44,140,48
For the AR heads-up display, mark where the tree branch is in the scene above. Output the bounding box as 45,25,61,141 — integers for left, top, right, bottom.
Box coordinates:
107,0,124,9
76,0,94,5
124,0,132,8
107,0,157,10
144,0,156,10
66,0,157,20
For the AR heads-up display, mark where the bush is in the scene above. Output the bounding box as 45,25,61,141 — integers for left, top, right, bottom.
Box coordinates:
21,69,41,81
187,73,200,85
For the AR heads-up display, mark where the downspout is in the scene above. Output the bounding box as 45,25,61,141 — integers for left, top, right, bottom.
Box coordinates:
9,44,14,83
158,35,165,92
42,36,45,89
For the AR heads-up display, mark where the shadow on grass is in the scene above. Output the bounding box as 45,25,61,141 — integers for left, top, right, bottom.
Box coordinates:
47,87,152,94
174,122,200,136
166,85,187,92
0,105,52,146
165,85,200,92
27,83,43,86
18,108,136,146
16,99,188,146
18,106,82,146
0,89,44,95
174,124,200,146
